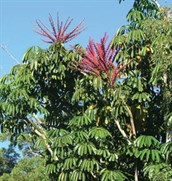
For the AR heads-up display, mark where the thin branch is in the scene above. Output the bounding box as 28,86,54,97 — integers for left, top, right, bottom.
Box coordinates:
26,117,58,161
151,0,161,9
33,113,45,126
34,128,58,161
0,44,20,64
28,146,43,157
114,119,132,145
122,98,136,138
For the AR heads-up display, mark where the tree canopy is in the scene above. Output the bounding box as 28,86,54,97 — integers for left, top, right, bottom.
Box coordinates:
0,0,172,180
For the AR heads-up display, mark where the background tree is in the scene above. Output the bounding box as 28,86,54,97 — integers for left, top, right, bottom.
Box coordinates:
0,156,50,181
0,144,20,176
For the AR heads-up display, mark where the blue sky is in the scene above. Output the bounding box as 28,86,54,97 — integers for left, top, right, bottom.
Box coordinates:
0,0,171,148
0,0,133,77
0,0,171,76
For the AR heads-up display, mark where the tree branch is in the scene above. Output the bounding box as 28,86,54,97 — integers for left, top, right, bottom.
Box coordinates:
25,117,58,161
151,0,161,9
114,119,132,145
0,44,20,64
122,98,136,138
34,128,58,161
33,113,47,128
28,146,43,157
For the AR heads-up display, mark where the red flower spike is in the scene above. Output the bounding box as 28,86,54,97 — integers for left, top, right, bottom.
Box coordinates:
34,14,85,44
73,34,131,87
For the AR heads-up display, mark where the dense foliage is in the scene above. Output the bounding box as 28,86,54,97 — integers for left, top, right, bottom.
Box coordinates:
0,156,50,181
0,0,171,180
0,145,20,176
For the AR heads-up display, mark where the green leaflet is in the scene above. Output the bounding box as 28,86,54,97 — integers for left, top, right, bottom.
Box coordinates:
100,169,127,181
135,135,160,148
69,115,92,127
89,127,112,139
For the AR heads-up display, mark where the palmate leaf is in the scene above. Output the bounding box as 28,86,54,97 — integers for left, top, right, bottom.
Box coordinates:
53,134,73,147
127,145,139,157
58,172,69,181
126,9,145,22
46,163,56,174
138,148,161,162
112,103,126,119
89,127,112,139
56,162,64,171
55,147,68,159
152,170,172,181
74,142,96,156
144,163,172,181
127,29,146,43
72,130,88,142
63,157,78,170
100,169,127,181
151,149,161,162
108,152,119,161
22,46,42,63
69,170,86,181
97,149,111,158
15,66,36,88
139,148,150,161
8,89,29,101
160,142,172,158
144,163,168,176
69,115,92,127
134,135,161,162
78,158,99,172
135,135,160,148
85,108,98,121
112,33,126,46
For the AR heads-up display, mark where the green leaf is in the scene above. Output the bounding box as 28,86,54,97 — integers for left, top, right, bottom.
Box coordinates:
69,115,92,127
126,9,145,22
100,169,127,181
74,142,96,156
78,158,99,172
135,135,160,148
93,77,103,90
127,29,146,43
22,46,41,62
53,134,73,147
89,127,112,139
63,157,78,170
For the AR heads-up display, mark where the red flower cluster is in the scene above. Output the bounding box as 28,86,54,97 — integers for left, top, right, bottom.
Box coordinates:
34,14,85,44
74,34,129,87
